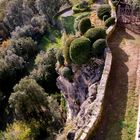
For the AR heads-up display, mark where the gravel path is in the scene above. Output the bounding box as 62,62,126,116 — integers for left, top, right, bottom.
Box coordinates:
89,25,140,140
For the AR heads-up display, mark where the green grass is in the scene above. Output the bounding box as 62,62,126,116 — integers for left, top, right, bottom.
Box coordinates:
121,91,138,140
61,16,76,34
39,29,62,51
105,91,138,140
60,11,90,35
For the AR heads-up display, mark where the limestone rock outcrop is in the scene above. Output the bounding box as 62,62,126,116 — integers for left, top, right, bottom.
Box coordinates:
57,58,104,120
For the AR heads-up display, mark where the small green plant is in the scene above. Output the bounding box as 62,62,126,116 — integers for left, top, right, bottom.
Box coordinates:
70,36,92,65
97,4,111,20
92,39,107,57
105,17,116,28
84,27,106,43
78,17,92,35
61,66,73,81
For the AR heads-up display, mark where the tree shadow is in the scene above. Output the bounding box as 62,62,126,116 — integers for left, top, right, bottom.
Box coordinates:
89,25,135,140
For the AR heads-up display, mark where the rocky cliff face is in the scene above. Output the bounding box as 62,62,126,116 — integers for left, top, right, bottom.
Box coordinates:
57,58,104,120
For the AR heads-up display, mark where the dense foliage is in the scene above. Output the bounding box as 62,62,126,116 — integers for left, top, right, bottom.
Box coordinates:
11,37,38,59
3,0,67,33
97,4,111,20
9,77,64,138
30,48,58,93
84,27,107,43
0,0,70,137
9,77,49,120
70,37,91,64
78,17,92,35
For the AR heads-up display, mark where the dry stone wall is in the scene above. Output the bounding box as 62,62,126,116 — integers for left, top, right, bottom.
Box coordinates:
71,0,117,139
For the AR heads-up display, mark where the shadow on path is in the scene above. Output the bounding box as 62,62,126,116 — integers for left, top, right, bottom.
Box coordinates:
89,25,136,140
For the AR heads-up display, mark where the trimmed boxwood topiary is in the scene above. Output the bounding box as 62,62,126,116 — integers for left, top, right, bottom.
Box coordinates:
97,4,111,20
84,27,106,44
105,17,116,28
78,17,92,35
61,66,73,81
92,39,107,57
74,13,90,32
63,36,76,64
103,15,110,21
70,37,92,65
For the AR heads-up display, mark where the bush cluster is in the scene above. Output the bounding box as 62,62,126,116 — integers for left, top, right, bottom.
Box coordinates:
97,4,111,20
78,17,92,35
70,37,91,65
105,17,116,28
84,27,107,44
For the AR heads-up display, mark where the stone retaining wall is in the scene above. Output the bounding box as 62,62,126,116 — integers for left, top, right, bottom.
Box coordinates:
73,1,117,139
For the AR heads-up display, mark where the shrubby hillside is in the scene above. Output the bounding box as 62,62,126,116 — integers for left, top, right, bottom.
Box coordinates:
0,0,69,139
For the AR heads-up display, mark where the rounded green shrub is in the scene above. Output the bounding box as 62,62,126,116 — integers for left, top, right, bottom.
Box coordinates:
97,4,111,20
84,27,106,44
56,49,64,65
74,13,90,32
78,17,92,35
70,37,92,65
61,67,73,81
105,17,116,28
92,39,107,57
63,36,75,64
103,15,110,21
